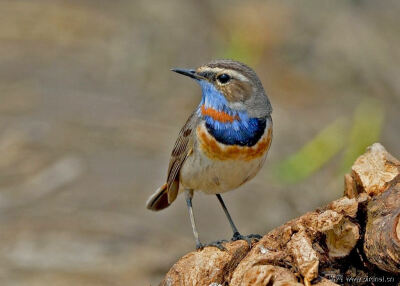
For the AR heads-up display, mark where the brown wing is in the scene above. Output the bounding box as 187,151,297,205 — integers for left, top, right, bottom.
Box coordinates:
166,111,198,203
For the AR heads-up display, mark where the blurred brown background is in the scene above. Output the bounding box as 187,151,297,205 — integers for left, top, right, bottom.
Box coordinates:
0,0,399,285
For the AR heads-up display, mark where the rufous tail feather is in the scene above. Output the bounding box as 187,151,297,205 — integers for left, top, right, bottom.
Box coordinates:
146,183,178,211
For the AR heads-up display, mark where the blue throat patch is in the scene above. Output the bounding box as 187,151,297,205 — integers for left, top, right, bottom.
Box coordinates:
196,80,266,147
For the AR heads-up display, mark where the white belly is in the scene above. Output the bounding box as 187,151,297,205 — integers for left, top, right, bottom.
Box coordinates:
180,149,267,194
179,121,272,194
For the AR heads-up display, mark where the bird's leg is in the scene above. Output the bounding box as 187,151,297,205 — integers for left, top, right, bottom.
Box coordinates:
216,194,239,235
185,190,202,250
216,194,262,247
185,190,227,251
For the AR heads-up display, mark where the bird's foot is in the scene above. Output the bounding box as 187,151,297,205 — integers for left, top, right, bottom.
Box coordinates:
231,232,262,247
196,239,228,251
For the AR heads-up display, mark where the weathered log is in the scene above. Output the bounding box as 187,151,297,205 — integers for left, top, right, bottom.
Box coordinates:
351,143,399,196
161,143,400,285
364,185,400,273
161,241,249,286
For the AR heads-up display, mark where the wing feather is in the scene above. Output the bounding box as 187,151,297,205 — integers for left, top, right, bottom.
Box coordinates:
166,111,199,203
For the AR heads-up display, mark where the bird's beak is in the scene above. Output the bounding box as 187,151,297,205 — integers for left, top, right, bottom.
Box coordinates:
171,68,203,80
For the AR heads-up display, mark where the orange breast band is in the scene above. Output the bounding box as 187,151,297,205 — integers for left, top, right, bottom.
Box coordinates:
197,124,272,161
201,105,239,123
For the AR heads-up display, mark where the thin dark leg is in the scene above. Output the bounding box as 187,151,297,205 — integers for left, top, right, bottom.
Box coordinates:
216,194,239,236
185,191,227,251
216,194,262,246
185,190,202,249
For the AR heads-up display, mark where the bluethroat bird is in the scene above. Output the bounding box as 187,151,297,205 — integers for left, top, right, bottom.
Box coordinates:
146,59,273,250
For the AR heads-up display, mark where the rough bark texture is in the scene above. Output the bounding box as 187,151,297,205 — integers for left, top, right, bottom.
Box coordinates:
161,143,400,285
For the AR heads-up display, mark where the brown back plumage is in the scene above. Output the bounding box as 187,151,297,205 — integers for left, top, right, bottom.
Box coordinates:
146,111,198,211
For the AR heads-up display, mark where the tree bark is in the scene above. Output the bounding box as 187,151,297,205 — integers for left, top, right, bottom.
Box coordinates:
161,143,400,286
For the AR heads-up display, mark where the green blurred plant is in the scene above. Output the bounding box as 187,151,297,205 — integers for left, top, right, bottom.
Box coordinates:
274,118,348,184
339,98,384,173
274,98,384,184
219,31,263,66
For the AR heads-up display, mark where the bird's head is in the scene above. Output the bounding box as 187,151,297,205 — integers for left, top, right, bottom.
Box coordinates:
172,59,272,119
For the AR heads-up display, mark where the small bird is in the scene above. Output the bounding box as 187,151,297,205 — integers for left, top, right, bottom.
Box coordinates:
146,59,272,250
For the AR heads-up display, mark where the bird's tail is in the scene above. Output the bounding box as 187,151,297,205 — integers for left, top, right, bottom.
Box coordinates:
146,183,172,211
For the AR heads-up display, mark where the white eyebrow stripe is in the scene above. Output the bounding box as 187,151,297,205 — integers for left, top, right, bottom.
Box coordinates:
197,67,250,82
228,70,250,82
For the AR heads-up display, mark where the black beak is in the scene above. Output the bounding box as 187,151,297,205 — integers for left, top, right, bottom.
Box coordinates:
171,68,203,80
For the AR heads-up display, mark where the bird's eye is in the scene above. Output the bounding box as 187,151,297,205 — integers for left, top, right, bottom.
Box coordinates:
217,73,231,84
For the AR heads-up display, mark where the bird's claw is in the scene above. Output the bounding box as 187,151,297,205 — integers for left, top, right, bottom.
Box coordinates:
231,232,262,247
196,239,228,251
196,242,203,250
195,233,262,251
